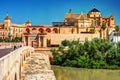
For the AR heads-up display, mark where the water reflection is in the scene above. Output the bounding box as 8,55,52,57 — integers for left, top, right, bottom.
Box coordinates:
52,66,120,80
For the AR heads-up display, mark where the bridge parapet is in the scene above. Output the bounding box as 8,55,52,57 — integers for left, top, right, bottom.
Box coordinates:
0,46,34,80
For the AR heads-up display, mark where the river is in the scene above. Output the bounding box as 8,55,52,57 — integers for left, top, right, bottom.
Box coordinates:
52,66,120,80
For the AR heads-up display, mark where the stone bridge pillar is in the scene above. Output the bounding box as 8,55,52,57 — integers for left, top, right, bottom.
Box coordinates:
43,36,47,47
38,36,41,47
38,35,47,48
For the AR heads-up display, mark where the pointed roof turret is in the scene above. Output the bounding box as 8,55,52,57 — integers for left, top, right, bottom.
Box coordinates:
69,8,72,13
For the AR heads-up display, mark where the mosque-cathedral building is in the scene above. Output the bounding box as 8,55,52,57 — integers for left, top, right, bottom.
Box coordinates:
0,8,115,47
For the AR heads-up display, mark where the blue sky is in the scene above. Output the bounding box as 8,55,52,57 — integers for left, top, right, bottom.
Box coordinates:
0,0,120,25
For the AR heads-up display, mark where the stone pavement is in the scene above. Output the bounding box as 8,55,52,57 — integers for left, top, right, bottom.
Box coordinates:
21,53,56,80
0,48,14,58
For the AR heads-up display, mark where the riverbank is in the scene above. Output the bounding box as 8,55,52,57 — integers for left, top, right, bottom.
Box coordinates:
52,65,120,80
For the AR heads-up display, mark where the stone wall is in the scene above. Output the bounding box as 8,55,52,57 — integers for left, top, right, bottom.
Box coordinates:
50,33,100,45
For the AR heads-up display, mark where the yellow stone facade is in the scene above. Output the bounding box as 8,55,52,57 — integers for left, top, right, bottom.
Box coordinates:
0,16,31,39
0,8,115,47
65,8,115,28
23,8,115,48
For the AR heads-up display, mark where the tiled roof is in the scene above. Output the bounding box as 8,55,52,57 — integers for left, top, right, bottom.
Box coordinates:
65,14,79,18
76,14,88,20
28,26,44,27
65,13,88,20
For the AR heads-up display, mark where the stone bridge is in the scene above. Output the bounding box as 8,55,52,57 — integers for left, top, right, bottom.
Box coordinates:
0,46,55,80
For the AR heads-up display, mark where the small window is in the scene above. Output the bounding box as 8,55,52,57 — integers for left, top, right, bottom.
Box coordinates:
93,20,97,26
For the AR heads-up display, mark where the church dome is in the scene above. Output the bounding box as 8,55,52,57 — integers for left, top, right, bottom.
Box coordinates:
89,8,100,12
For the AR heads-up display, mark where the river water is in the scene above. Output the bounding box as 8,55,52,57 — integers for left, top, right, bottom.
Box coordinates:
52,66,120,80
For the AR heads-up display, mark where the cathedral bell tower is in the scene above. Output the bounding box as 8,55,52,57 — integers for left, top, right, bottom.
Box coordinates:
25,20,31,26
4,15,11,30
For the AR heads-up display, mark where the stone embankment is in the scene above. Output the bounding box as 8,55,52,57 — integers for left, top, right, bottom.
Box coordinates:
21,53,56,80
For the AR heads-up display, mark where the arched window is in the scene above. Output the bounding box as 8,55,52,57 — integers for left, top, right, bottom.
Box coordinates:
26,28,30,33
32,28,36,30
53,28,58,33
93,20,97,26
46,28,51,33
39,28,44,33
68,20,74,26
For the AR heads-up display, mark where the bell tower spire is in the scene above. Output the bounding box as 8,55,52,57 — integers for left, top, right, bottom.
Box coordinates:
4,13,11,30
69,8,72,14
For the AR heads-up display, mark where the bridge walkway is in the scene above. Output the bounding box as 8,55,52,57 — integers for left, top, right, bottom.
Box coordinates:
21,52,56,80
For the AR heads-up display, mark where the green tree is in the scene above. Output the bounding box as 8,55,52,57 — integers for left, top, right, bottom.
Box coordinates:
51,38,120,69
61,40,70,46
115,25,119,32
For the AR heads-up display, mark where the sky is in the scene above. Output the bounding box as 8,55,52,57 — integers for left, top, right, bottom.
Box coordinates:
0,0,120,25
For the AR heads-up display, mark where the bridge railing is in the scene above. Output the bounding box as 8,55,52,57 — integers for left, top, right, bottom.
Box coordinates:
0,42,23,49
0,46,34,80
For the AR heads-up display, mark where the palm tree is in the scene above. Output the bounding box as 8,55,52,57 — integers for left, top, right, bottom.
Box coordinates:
101,23,106,39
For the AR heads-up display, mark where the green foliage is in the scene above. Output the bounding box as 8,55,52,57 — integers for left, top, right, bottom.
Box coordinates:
115,25,119,31
0,37,22,42
51,38,120,69
61,40,70,46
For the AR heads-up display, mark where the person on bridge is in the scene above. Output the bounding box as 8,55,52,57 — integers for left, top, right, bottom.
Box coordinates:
14,46,16,50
